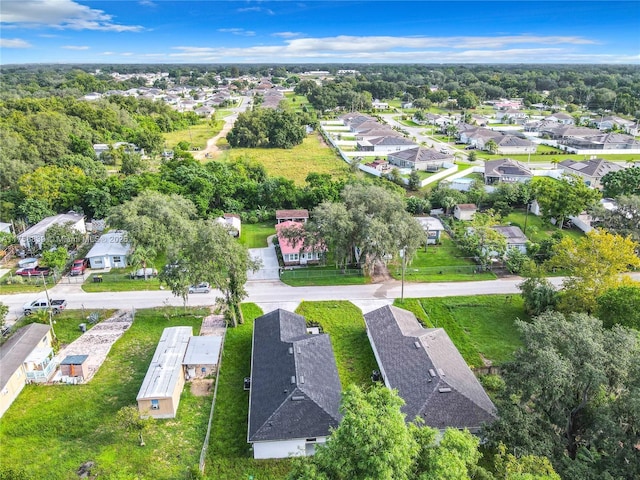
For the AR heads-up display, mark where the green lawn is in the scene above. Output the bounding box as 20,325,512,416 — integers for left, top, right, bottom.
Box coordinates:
83,270,163,292
0,308,210,480
222,134,350,185
296,301,378,388
0,270,53,294
391,235,497,282
503,209,583,243
280,266,369,286
205,304,291,479
238,221,276,249
395,295,527,368
163,120,224,150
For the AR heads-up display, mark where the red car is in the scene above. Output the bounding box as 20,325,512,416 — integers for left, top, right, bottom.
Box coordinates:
15,266,51,276
70,258,89,276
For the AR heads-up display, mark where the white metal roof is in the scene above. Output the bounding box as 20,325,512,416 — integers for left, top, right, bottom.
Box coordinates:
17,213,84,239
86,231,131,259
183,336,222,366
136,326,192,401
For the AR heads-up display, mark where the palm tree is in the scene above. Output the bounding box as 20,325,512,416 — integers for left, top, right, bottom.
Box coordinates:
485,139,498,155
129,245,157,280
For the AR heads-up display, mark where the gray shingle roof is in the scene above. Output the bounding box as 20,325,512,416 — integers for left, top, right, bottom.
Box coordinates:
559,158,624,177
248,309,342,442
364,306,496,431
389,147,449,164
368,136,416,146
485,158,532,178
0,323,51,390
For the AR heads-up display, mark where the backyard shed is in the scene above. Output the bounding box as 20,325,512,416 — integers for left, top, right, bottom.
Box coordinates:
182,336,222,379
60,354,90,381
136,326,192,419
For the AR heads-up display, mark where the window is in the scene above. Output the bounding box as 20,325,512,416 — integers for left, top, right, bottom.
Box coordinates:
290,253,299,261
151,399,160,410
113,256,122,263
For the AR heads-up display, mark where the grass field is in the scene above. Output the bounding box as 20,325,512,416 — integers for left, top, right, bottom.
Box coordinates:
395,295,527,367
222,134,350,185
163,120,225,150
238,222,276,249
296,301,379,388
280,266,369,286
0,308,210,480
503,209,584,243
83,270,162,292
391,235,497,282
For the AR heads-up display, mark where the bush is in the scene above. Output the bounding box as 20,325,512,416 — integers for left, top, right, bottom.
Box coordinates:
247,215,259,224
480,374,505,394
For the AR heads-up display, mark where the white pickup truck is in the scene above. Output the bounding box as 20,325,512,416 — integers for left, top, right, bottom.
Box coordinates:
23,298,67,316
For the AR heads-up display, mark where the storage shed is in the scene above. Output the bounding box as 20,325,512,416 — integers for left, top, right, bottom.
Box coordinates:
60,354,90,381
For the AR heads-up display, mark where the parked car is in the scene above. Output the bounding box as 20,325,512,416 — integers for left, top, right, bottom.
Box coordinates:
15,266,51,277
70,258,89,276
130,267,158,279
188,282,211,294
23,298,67,315
464,145,476,150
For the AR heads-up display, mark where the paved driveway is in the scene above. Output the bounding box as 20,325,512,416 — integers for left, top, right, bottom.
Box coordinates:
247,245,280,281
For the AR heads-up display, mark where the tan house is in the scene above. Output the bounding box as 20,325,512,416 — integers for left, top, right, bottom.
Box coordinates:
0,324,55,418
276,209,309,224
137,326,192,419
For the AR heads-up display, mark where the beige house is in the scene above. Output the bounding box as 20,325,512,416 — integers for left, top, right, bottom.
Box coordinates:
0,324,55,418
137,326,192,419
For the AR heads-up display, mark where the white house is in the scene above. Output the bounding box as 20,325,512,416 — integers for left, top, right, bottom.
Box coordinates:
492,226,528,253
414,217,445,244
454,204,477,221
85,231,131,269
248,310,342,459
18,213,86,251
215,214,241,237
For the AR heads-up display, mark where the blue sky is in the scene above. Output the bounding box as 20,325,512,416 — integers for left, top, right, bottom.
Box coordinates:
1,1,638,64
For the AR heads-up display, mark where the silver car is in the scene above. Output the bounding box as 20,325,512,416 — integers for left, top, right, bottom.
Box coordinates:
188,282,211,294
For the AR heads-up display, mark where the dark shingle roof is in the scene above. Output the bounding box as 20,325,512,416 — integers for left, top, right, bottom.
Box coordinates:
485,158,532,178
364,306,496,431
0,323,51,390
368,136,416,146
248,309,342,442
389,147,449,164
559,158,624,177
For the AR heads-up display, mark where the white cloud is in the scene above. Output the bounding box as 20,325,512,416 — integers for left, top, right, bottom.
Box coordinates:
237,6,274,15
218,28,256,36
1,0,144,32
62,45,89,50
0,37,32,48
139,0,156,6
272,32,303,38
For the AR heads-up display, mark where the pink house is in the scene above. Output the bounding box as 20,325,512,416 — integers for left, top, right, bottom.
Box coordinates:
276,221,325,266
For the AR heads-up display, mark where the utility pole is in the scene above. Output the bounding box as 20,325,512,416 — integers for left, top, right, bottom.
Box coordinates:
41,272,57,340
400,246,407,301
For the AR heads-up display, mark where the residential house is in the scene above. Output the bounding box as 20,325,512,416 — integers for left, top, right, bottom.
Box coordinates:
18,212,86,251
592,115,635,132
415,217,445,244
492,226,528,253
495,109,528,124
401,101,414,109
453,204,477,221
562,132,640,151
137,326,192,419
364,306,496,433
356,136,417,153
276,221,325,266
470,114,489,127
545,113,575,125
484,158,532,184
492,135,537,155
0,222,12,234
85,231,131,269
276,209,309,224
559,158,624,188
364,159,392,173
216,213,241,237
0,324,56,418
248,309,342,459
388,147,451,171
372,99,389,109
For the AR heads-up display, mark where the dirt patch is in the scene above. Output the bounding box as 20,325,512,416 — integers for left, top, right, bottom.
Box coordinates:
190,378,214,396
370,260,393,284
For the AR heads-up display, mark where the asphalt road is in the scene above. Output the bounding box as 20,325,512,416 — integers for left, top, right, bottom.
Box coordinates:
0,276,565,322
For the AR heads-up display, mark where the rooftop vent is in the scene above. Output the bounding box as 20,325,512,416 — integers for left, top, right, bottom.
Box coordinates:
428,368,437,378
297,346,302,354
300,375,305,384
438,387,452,393
414,341,421,349
438,368,445,376
291,376,296,384
291,395,305,401
288,347,293,355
